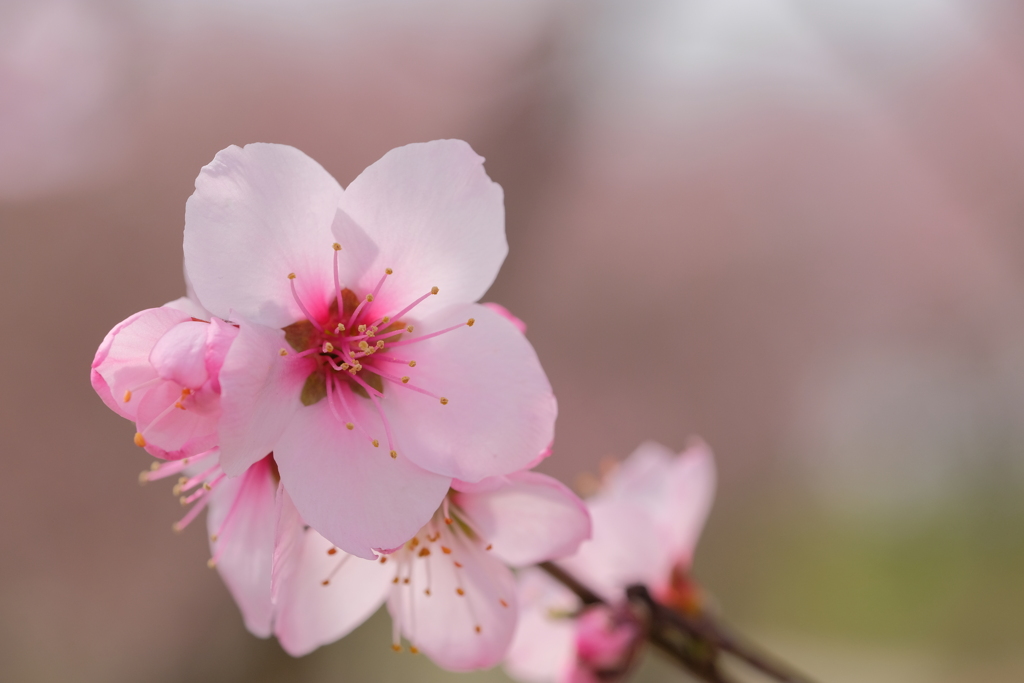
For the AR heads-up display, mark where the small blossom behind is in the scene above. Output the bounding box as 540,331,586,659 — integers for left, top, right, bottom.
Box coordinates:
504,439,716,683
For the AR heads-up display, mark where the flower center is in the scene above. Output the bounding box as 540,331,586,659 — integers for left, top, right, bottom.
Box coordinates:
280,243,475,459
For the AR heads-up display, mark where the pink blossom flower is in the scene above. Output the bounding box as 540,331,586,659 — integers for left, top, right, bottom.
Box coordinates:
504,440,716,683
182,140,557,559
90,296,237,460
298,470,591,670
140,452,391,656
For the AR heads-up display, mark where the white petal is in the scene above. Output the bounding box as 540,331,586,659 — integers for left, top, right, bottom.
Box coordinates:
184,143,343,328
336,140,506,318
454,471,591,567
387,532,518,671
218,319,305,476
380,303,556,482
273,398,451,560
271,488,391,656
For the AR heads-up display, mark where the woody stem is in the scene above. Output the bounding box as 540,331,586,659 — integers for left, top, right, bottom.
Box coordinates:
538,563,822,683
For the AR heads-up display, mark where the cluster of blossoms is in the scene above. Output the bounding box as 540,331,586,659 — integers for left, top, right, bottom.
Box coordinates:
90,140,716,674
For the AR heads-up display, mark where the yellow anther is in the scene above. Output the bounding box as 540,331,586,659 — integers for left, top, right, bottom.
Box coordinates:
369,326,378,334
475,625,482,633
340,363,350,371
456,588,465,596
381,316,391,324
390,450,397,459
359,341,369,350
332,242,342,251
210,534,218,542
138,471,148,485
179,496,188,506
409,360,417,367
486,544,493,550
467,318,475,326
358,324,367,333
424,589,431,596
203,482,212,491
346,422,354,430
385,268,393,275
440,397,449,405
500,599,509,608
323,342,334,353
335,323,345,332
123,390,132,403
454,561,463,568
372,439,380,448
287,273,296,280
321,579,330,586
279,348,288,356
151,462,161,471
379,556,388,564
392,644,402,652
134,432,147,447
181,387,192,396
403,577,410,584
406,325,414,333
431,286,439,295
366,294,374,302
376,340,385,349
174,401,185,410
392,577,399,584
409,646,419,655
401,376,410,383
327,547,337,555
441,546,452,554
207,558,217,568
418,547,430,557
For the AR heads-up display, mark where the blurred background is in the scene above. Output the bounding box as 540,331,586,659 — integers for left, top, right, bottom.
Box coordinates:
3,0,1024,681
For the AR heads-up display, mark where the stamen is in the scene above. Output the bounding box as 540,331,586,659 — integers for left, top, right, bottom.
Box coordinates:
369,355,415,366
281,348,318,361
320,553,352,586
140,449,217,483
383,288,439,326
123,390,132,402
366,366,443,401
288,273,324,331
385,321,472,348
134,432,146,447
173,463,220,495
442,498,452,525
171,496,209,532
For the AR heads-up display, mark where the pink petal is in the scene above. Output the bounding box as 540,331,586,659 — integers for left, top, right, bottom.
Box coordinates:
206,457,279,638
271,488,391,656
660,440,716,568
387,533,518,671
481,302,526,334
204,317,240,392
557,498,668,602
454,471,591,567
218,319,306,476
135,380,220,458
183,143,343,328
504,567,578,683
273,400,451,560
91,307,191,421
336,140,507,318
604,440,716,571
380,302,556,482
149,320,210,389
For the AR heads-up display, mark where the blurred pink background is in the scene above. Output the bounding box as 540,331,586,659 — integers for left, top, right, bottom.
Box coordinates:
3,1,1024,681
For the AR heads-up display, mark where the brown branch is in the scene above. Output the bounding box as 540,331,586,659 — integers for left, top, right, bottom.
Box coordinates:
538,562,822,683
